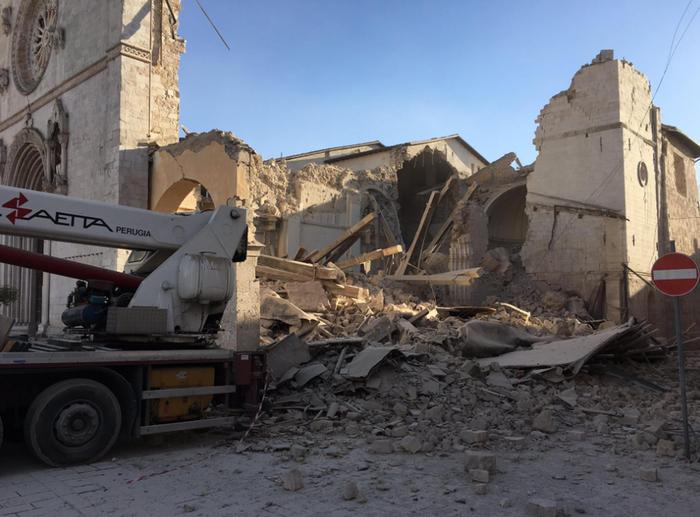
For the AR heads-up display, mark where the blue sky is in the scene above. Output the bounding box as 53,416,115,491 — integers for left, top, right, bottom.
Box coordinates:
178,1,700,165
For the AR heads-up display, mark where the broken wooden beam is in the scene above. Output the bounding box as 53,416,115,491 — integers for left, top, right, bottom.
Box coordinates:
335,245,404,270
305,212,377,264
387,267,483,286
257,255,341,281
321,281,370,300
256,265,310,283
395,191,440,275
422,182,478,258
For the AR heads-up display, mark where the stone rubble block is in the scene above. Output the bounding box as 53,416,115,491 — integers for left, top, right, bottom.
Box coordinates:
532,409,558,433
463,450,497,473
342,481,359,501
460,429,489,444
474,483,488,495
469,469,490,483
368,439,395,454
639,468,658,482
526,498,565,517
282,469,304,491
399,435,423,454
656,438,675,457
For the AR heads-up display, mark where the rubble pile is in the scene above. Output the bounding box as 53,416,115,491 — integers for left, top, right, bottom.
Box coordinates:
246,326,694,465
252,259,682,463
249,190,690,466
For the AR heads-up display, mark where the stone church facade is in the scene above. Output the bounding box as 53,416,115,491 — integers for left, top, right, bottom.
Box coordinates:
0,0,183,333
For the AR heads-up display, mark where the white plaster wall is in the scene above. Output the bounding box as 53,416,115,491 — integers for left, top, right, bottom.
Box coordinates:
327,149,398,172
284,143,383,171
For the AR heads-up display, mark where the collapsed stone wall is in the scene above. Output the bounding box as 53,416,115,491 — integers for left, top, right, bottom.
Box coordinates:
520,51,634,324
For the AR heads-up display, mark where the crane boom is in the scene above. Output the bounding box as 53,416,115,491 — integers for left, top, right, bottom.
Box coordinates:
0,185,212,250
0,185,248,338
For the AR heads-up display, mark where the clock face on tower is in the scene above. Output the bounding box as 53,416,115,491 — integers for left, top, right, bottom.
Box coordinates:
11,0,59,95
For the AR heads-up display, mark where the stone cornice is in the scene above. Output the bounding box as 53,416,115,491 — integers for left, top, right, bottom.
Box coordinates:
106,42,151,64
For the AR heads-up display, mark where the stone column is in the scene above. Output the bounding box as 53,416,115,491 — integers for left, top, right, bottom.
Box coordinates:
217,240,263,351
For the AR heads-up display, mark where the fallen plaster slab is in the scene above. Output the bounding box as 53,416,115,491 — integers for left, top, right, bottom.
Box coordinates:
294,362,328,387
477,321,634,373
341,346,405,380
265,334,311,380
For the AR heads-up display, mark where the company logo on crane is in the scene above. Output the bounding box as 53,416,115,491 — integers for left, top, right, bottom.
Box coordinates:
1,191,111,229
2,192,31,224
1,191,152,237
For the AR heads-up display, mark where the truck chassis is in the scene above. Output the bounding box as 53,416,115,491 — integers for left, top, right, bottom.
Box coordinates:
0,343,265,466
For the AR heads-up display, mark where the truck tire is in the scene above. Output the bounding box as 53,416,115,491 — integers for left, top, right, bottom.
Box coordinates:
0,415,4,450
24,378,122,467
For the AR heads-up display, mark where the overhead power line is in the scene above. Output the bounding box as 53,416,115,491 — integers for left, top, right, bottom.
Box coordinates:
194,0,231,51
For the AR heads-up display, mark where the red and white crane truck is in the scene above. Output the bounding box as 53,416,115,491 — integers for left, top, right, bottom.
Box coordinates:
0,186,265,466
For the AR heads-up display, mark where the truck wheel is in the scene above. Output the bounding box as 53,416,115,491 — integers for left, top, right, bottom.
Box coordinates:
24,378,122,467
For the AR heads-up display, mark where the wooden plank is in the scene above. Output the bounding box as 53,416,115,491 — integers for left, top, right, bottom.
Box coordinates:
335,245,404,270
327,236,360,264
258,255,340,280
306,212,377,264
415,175,457,199
395,191,440,275
293,247,307,261
437,175,458,204
423,182,478,258
255,265,310,283
387,267,483,286
321,281,370,300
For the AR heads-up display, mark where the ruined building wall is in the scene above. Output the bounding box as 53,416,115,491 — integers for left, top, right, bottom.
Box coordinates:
521,53,630,321
522,50,700,335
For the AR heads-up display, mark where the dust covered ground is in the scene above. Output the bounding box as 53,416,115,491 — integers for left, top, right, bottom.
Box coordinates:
2,407,700,516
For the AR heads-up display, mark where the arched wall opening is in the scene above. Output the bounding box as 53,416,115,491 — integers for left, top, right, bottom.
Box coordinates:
152,178,214,214
396,147,457,243
485,184,528,251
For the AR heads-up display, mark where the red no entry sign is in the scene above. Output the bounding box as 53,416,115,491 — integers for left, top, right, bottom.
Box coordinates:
651,252,699,297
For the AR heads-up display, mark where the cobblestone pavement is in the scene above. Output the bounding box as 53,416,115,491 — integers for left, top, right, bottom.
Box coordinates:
2,433,700,516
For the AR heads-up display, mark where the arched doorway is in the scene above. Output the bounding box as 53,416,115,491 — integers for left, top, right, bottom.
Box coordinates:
2,127,47,334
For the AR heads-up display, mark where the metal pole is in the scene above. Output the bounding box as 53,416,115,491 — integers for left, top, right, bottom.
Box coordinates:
674,296,691,459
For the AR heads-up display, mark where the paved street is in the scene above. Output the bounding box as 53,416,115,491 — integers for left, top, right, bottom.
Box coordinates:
2,432,700,516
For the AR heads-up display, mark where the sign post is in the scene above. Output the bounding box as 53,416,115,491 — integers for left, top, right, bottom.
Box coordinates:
651,252,699,460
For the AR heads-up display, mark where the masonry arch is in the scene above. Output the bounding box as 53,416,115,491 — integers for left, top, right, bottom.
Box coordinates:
2,127,47,333
153,178,214,213
484,183,528,250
